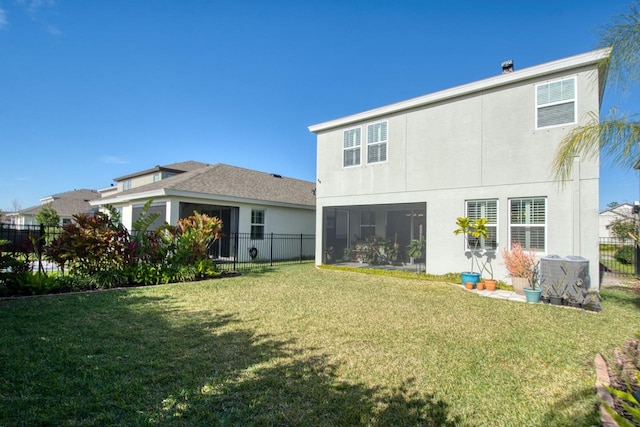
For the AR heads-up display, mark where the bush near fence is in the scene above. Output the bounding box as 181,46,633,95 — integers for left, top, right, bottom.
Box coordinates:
1,224,315,274
599,237,637,276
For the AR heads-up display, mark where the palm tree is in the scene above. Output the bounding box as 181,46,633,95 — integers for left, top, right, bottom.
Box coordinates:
551,2,640,182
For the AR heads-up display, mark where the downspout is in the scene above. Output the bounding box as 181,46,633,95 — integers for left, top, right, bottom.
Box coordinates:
572,157,581,255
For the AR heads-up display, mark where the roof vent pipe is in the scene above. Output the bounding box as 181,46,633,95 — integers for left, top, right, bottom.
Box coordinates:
501,60,514,74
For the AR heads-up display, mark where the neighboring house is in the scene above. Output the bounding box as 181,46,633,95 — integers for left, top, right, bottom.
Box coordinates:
309,48,609,288
8,189,100,227
599,203,635,238
92,162,316,259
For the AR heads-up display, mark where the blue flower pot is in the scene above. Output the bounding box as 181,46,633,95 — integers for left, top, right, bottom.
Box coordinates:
461,272,481,287
523,287,542,303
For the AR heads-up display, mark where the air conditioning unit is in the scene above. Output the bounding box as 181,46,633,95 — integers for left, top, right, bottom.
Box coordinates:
539,255,590,303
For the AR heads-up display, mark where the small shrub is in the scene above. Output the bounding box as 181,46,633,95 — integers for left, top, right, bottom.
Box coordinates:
615,245,635,265
12,272,60,295
91,269,130,289
57,274,98,293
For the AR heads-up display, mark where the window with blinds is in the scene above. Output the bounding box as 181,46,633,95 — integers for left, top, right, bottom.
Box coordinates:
509,198,546,251
343,127,361,167
536,77,576,128
251,209,265,240
367,121,388,163
466,200,498,250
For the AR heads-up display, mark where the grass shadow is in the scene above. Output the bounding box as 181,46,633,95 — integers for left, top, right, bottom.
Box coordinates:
539,387,600,426
0,290,458,425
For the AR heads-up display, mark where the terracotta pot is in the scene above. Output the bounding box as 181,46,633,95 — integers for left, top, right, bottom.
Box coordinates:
484,279,497,291
465,282,474,290
477,281,485,291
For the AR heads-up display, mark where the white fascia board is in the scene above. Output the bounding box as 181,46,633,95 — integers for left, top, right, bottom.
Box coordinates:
308,48,611,133
90,189,168,206
162,189,316,210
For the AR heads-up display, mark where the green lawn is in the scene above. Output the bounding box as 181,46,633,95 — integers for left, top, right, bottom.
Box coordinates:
1,264,638,426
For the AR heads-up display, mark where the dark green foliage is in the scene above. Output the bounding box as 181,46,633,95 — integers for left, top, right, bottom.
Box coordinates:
13,273,60,295
56,274,98,293
35,205,60,227
615,245,635,264
610,218,639,239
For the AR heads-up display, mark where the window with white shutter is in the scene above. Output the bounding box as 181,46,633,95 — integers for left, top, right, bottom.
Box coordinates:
536,77,576,128
367,121,387,164
343,127,361,167
509,198,546,251
465,200,498,250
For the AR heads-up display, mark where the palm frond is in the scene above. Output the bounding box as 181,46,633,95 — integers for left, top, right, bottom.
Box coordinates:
551,116,640,182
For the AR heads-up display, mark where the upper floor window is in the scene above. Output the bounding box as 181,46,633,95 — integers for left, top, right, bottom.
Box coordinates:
367,121,387,164
509,197,546,251
153,173,161,182
251,209,265,240
122,179,132,191
465,199,498,250
536,77,576,128
343,127,361,167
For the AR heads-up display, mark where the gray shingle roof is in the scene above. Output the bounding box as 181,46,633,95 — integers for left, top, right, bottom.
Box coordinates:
113,160,208,181
20,189,100,216
112,164,316,207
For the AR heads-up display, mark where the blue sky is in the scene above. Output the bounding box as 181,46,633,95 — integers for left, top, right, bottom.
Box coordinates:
0,0,637,212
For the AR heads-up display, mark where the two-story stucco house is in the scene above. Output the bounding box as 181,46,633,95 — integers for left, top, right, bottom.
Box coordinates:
309,48,609,288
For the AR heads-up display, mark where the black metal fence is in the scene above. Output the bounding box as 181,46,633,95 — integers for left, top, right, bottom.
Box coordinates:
599,237,637,276
0,223,62,254
1,224,315,273
211,233,316,272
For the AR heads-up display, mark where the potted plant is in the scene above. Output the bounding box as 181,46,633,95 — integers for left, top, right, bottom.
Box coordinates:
453,217,488,287
501,242,537,296
523,260,541,303
481,250,497,291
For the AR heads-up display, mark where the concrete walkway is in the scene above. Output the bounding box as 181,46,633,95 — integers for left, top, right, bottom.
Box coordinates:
457,285,527,302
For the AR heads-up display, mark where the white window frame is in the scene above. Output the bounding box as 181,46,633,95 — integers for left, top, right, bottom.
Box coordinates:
366,120,388,164
343,126,362,168
122,179,132,191
153,172,161,182
251,209,265,240
535,76,577,129
465,199,498,251
508,197,547,252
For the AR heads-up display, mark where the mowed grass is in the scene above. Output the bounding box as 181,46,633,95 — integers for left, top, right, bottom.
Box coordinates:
1,264,638,426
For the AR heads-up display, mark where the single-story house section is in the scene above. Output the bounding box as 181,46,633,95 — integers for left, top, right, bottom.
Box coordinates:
8,189,100,227
599,203,635,238
309,48,609,288
92,162,316,261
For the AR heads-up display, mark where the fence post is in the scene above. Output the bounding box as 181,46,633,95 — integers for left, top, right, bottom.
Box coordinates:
300,233,303,263
635,243,640,277
233,233,239,271
270,233,274,266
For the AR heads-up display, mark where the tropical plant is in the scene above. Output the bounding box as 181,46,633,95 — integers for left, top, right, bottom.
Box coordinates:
551,2,640,183
501,242,538,286
453,217,488,274
406,239,425,261
172,211,222,265
46,212,130,275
